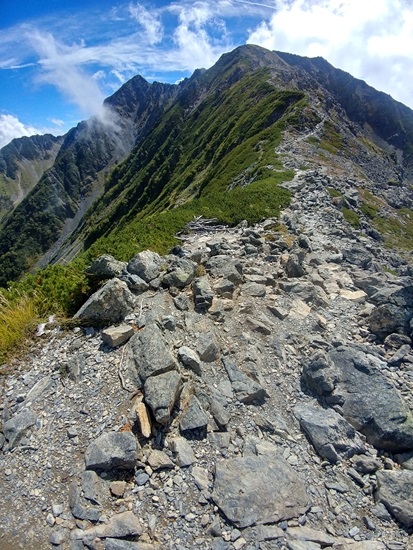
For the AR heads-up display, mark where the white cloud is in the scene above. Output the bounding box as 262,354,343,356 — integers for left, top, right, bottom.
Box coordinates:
247,0,413,107
0,114,41,148
92,69,106,80
111,69,127,84
48,118,65,127
129,3,164,44
171,2,233,69
28,29,106,117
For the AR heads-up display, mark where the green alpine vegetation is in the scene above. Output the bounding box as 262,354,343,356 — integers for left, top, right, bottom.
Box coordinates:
1,43,413,358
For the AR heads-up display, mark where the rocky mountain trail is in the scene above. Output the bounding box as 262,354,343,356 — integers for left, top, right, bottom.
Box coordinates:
1,176,413,550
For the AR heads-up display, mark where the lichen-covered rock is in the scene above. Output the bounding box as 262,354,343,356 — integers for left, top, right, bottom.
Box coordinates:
162,258,196,288
127,250,163,282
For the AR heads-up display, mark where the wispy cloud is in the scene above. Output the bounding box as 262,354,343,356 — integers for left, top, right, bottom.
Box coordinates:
28,29,106,116
48,117,65,127
128,3,164,45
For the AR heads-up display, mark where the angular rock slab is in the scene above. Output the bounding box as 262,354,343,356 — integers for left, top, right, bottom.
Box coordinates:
206,256,244,284
144,370,182,426
303,345,413,452
71,511,142,540
168,436,195,467
192,276,214,311
223,358,267,404
294,403,365,463
197,331,220,362
85,431,138,471
3,409,37,449
178,346,202,375
212,453,310,528
179,395,209,433
102,324,134,347
128,323,177,386
375,469,413,528
73,278,135,324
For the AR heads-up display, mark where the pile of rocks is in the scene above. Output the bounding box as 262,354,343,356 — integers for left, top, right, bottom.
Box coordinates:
1,170,413,550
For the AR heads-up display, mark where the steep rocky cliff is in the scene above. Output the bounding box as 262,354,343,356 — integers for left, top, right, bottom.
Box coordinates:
0,133,63,218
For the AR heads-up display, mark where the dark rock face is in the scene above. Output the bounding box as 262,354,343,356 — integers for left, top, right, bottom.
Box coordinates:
294,403,365,462
303,345,413,451
84,432,138,471
375,470,413,528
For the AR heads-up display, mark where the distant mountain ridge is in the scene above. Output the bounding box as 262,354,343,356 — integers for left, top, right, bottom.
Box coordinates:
0,44,412,286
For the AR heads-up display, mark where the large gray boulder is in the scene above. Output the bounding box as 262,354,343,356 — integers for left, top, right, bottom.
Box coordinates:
85,431,138,470
212,442,310,527
294,403,365,462
128,324,177,386
127,250,163,282
3,409,37,449
144,370,182,426
73,278,135,324
303,345,413,452
162,257,196,288
206,255,244,284
85,254,126,279
375,470,413,527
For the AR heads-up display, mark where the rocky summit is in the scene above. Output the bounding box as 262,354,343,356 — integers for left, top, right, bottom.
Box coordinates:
2,166,413,550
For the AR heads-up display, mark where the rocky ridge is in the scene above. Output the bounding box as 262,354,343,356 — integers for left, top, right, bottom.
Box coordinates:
1,170,413,549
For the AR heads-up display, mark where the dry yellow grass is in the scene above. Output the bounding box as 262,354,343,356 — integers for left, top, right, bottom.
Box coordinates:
0,292,38,363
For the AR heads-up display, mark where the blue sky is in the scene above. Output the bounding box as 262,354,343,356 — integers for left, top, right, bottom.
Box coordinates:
1,0,413,148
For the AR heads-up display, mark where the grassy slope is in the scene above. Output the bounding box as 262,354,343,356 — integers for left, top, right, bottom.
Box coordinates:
75,68,303,261
0,65,302,360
